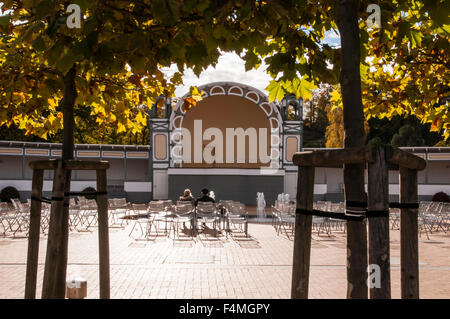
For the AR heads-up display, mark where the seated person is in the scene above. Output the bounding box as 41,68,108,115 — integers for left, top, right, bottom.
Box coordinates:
179,189,195,207
195,188,215,206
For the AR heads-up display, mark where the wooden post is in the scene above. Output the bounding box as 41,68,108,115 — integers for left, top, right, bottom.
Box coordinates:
400,167,419,299
42,160,69,299
291,166,314,299
344,163,368,299
96,169,110,299
25,169,44,299
367,147,391,298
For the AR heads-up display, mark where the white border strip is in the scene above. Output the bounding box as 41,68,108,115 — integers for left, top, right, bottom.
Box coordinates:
0,148,23,156
388,184,450,196
124,182,152,192
428,153,450,160
167,168,285,176
25,149,49,156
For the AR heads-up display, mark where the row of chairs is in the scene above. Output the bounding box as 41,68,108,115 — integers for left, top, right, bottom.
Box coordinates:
0,197,138,237
273,200,450,240
390,201,450,239
272,201,346,239
0,200,31,237
128,199,249,241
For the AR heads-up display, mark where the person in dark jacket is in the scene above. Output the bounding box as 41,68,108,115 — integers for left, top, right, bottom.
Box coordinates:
195,188,215,206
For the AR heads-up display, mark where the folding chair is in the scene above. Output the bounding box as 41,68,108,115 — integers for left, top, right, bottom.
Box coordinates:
329,202,346,233
148,201,171,237
312,201,331,236
110,198,129,227
0,202,12,236
40,202,51,234
172,204,195,240
68,198,81,232
10,199,30,237
227,203,249,238
79,199,98,231
128,203,154,240
196,202,219,237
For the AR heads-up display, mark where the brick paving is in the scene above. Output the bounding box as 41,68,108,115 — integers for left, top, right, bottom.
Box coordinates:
0,217,449,299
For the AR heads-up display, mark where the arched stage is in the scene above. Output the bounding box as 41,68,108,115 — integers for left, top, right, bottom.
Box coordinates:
150,82,302,204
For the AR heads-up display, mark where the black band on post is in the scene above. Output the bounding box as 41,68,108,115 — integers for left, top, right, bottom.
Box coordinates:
365,210,390,218
389,202,419,209
31,196,51,204
296,208,365,222
345,201,368,208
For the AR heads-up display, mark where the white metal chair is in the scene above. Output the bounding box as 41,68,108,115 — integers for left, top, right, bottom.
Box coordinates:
110,198,129,227
312,201,331,236
10,199,30,237
196,202,220,236
128,203,154,240
148,201,172,237
79,199,98,231
329,202,346,233
172,204,195,240
0,202,13,236
226,203,249,238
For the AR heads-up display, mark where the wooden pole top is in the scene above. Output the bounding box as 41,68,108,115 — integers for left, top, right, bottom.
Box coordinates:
385,146,426,171
292,146,426,171
292,147,372,168
29,159,110,170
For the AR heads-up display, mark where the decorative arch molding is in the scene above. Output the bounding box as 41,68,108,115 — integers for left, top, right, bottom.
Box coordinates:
169,82,283,133
168,82,284,170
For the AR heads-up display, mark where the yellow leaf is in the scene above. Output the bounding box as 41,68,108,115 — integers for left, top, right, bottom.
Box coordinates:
117,122,127,134
47,113,56,125
135,112,146,126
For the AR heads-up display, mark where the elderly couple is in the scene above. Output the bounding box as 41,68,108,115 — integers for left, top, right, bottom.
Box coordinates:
179,188,215,207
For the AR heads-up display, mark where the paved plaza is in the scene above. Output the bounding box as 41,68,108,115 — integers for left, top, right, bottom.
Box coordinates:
0,212,449,299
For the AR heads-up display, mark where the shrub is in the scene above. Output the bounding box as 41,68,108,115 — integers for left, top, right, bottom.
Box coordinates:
432,192,450,202
0,186,20,203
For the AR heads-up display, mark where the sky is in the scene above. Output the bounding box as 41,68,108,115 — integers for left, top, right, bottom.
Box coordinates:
162,52,274,97
167,30,341,97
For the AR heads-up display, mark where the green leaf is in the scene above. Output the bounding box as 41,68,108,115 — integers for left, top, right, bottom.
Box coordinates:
56,50,76,75
31,36,46,52
409,30,423,49
243,50,261,71
295,78,317,100
0,15,12,27
266,80,286,102
35,0,52,19
186,43,208,65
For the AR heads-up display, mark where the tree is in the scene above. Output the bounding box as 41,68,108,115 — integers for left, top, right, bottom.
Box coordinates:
325,103,344,148
362,0,449,140
302,84,333,147
2,0,447,300
366,114,443,147
391,124,425,147
263,0,448,298
0,0,273,299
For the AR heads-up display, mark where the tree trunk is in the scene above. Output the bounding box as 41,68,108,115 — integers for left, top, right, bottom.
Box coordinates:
62,65,77,160
42,65,77,298
337,0,368,299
